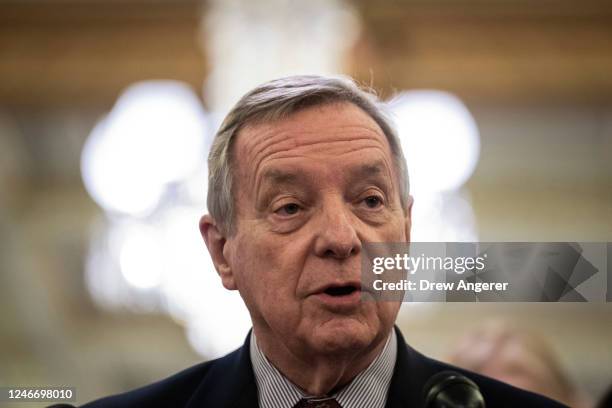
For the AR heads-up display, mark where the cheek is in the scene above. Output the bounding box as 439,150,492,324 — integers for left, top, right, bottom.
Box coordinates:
372,300,400,323
231,231,306,305
383,213,408,242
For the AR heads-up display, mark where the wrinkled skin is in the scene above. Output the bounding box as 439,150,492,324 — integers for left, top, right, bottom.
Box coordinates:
200,102,412,395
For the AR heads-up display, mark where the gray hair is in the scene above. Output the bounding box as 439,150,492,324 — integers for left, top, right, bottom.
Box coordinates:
207,75,409,235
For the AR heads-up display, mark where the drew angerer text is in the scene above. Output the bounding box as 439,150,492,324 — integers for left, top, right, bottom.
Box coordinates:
372,279,509,293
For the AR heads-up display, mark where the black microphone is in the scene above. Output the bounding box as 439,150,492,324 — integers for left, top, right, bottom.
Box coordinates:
423,370,486,408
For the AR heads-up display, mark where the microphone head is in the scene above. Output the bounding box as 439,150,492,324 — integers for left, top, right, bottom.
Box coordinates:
423,370,486,408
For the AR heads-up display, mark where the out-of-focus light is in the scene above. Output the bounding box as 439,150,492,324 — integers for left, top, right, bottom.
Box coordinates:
81,119,165,216
81,81,209,216
159,206,251,358
109,82,209,183
411,192,478,242
119,224,164,290
203,0,360,113
388,91,480,194
183,165,208,205
186,286,251,357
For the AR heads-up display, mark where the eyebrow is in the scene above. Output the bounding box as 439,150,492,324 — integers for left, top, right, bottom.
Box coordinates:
346,161,396,200
260,162,386,185
256,160,393,201
348,162,385,179
254,169,309,210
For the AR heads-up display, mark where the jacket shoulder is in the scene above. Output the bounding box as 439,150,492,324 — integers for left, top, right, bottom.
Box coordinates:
81,349,240,408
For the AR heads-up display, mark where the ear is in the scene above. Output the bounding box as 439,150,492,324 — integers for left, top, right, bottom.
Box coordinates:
199,214,237,290
404,195,414,243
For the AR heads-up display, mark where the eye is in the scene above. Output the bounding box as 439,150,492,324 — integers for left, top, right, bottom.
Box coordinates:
275,202,301,216
363,195,384,209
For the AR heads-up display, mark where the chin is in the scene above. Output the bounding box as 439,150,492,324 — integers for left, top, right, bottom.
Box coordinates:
307,317,383,355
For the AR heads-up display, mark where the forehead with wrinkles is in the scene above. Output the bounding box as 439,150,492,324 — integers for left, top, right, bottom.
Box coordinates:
232,102,396,193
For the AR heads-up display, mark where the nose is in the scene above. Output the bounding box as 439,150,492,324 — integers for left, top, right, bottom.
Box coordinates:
313,198,362,259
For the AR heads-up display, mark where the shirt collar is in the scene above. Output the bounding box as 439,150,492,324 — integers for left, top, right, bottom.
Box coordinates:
250,330,397,408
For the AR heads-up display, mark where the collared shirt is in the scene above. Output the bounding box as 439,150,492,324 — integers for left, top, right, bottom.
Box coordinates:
250,330,397,408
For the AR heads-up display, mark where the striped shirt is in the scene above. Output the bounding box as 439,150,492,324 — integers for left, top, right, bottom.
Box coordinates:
250,330,397,408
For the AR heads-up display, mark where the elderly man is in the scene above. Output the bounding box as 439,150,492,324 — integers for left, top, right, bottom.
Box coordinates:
81,76,565,407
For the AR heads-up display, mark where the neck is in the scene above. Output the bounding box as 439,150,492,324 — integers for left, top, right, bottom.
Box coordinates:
253,327,390,396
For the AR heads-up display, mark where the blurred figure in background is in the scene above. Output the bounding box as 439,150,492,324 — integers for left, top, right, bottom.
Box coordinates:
447,320,590,407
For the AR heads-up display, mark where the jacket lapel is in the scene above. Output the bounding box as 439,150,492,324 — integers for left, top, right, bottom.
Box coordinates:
186,332,259,408
386,327,432,407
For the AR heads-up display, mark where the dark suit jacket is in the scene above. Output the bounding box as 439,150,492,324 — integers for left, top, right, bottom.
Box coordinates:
80,328,567,407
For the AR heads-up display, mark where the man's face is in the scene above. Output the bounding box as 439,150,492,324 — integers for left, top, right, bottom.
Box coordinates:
214,102,410,357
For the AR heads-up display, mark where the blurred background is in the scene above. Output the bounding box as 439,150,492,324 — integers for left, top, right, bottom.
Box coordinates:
0,0,611,406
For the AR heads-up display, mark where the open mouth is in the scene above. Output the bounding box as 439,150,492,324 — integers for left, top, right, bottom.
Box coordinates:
324,284,359,297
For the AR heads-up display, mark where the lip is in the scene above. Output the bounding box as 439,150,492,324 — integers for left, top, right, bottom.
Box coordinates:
311,281,365,311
